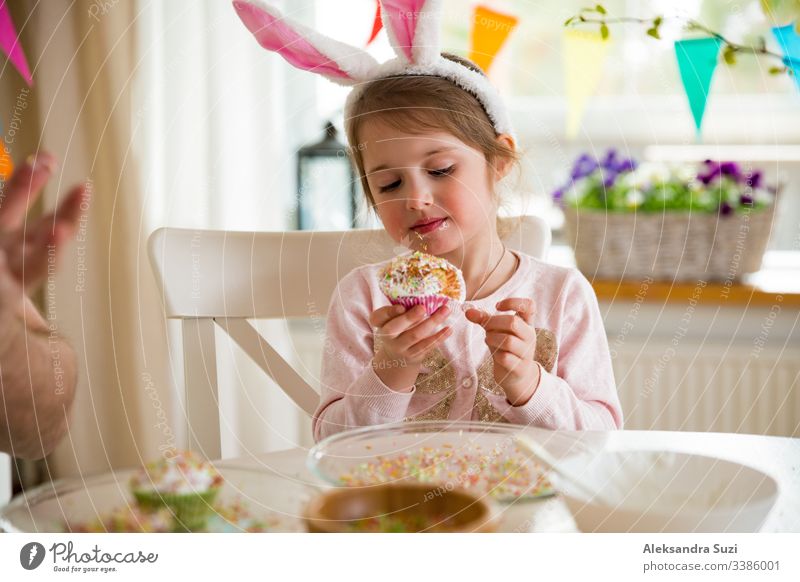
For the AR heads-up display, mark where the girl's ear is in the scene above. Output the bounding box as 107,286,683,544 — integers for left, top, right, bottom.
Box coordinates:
233,0,380,86
380,0,443,66
493,134,517,180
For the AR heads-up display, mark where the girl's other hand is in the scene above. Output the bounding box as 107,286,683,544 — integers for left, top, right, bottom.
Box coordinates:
465,298,541,406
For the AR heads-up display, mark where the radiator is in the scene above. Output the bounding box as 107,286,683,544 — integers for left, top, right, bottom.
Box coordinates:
613,345,800,437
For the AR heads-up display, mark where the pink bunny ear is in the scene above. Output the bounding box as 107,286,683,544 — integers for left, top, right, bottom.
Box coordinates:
233,0,379,85
380,0,442,65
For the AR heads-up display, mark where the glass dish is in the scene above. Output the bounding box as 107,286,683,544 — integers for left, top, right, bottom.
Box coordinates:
0,465,318,533
308,421,577,503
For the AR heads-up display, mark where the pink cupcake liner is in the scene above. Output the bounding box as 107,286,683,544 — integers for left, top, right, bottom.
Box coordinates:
389,295,451,317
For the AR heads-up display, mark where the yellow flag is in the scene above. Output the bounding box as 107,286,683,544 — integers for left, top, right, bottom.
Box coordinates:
469,5,518,74
0,141,13,181
563,28,611,139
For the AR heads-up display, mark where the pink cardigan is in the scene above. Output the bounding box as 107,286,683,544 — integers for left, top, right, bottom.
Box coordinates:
313,251,623,442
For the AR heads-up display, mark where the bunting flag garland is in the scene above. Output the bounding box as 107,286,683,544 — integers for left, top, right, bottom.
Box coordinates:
0,1,32,86
772,22,800,91
468,5,518,74
367,0,383,46
0,128,12,180
674,37,722,137
563,28,611,139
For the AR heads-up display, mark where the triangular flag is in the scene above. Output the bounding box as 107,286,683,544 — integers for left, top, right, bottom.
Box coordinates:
0,127,12,180
0,1,32,86
563,29,611,139
772,22,800,91
367,0,382,46
674,37,722,137
468,5,518,74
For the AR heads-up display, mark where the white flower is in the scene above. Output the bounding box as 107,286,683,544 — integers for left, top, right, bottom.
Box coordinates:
622,162,672,190
626,189,645,208
754,189,774,206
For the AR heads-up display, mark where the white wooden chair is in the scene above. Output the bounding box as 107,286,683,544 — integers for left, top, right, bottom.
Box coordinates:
147,216,551,459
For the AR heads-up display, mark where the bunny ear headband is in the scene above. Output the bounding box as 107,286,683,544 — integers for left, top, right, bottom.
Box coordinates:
232,0,514,137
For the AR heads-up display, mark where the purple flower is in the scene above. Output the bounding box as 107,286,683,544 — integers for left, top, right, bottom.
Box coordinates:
746,171,762,189
601,169,618,188
719,201,733,216
571,154,598,180
740,194,754,206
599,149,637,175
613,158,637,174
601,149,618,168
697,162,721,185
552,187,564,203
720,161,741,180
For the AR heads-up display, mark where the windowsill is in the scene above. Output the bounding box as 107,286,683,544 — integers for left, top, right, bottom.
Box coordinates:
547,245,800,308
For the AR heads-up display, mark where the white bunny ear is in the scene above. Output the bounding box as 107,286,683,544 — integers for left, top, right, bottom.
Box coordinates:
380,0,443,65
233,0,379,86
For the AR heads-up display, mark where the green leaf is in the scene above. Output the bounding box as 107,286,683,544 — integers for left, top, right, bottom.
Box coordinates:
768,66,785,75
600,22,609,40
595,4,607,14
564,16,576,26
723,45,737,65
646,27,661,39
653,16,663,27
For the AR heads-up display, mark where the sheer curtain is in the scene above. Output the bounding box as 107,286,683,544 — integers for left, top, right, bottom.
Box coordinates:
4,0,319,486
137,0,319,458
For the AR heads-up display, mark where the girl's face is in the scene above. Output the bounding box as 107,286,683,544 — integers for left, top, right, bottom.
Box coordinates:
359,120,512,260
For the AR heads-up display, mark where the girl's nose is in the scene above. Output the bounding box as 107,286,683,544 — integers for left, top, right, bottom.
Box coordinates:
404,179,434,210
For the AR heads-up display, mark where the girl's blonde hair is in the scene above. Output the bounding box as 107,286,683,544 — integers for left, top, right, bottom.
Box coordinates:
344,53,520,211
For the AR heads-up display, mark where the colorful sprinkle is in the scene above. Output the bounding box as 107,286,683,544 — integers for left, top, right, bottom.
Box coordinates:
338,441,553,500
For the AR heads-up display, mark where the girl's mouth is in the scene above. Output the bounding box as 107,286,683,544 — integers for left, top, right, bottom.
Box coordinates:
411,218,447,235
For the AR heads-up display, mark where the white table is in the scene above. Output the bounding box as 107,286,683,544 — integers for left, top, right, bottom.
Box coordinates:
220,429,800,532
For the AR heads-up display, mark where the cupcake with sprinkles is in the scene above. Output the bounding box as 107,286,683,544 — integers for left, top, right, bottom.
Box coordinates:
129,450,223,532
378,251,466,316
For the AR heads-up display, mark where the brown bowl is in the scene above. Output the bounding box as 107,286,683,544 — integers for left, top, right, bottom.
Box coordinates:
304,483,498,533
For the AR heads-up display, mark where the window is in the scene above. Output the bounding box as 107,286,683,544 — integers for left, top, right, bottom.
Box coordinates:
309,0,800,253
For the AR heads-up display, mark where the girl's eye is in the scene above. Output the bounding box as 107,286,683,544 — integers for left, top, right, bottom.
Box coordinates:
429,165,455,177
379,179,401,193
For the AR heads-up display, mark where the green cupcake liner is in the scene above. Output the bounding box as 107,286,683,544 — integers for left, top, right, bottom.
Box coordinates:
133,488,220,532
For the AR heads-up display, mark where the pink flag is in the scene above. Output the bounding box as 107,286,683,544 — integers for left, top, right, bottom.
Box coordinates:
0,1,32,86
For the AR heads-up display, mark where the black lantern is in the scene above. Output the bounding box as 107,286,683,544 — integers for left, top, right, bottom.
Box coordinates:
296,121,357,230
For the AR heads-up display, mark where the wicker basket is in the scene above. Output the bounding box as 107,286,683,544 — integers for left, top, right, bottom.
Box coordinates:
563,206,775,282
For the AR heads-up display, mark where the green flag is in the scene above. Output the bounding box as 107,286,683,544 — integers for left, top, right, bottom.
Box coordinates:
674,37,722,137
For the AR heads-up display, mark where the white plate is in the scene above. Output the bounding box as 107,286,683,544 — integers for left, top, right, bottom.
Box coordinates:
553,450,779,532
0,465,318,533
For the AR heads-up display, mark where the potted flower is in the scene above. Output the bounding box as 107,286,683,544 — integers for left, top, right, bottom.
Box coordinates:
553,149,778,282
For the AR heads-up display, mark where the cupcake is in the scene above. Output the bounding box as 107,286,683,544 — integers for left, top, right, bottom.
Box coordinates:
378,251,466,316
67,505,174,533
129,451,223,532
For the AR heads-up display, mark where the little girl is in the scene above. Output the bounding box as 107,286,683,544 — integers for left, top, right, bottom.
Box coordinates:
234,0,623,442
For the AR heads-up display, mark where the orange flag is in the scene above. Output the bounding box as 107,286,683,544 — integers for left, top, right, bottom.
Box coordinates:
0,140,12,180
367,0,382,46
469,5,518,73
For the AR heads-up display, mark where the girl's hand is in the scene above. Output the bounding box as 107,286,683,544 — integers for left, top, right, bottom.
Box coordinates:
369,303,452,368
465,298,541,406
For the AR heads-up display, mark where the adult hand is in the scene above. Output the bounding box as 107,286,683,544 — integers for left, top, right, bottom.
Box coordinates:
465,298,541,406
0,152,89,292
0,151,86,459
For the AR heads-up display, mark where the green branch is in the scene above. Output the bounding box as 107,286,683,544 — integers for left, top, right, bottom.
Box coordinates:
566,4,792,76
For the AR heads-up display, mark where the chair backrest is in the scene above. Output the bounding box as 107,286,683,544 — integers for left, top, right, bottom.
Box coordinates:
147,216,551,458
0,453,10,507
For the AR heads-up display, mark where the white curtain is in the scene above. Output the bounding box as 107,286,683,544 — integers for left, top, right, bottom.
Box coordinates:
9,0,321,481
137,0,319,458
